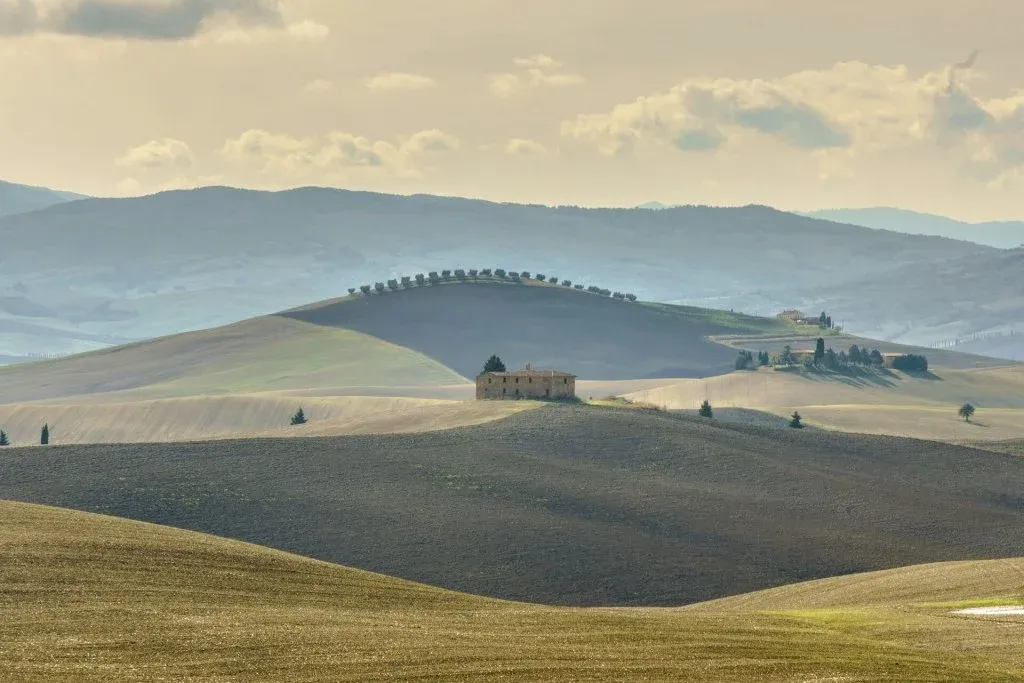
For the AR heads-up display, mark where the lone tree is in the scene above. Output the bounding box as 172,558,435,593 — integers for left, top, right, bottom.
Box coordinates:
483,355,506,373
290,407,307,426
958,403,976,422
0,430,8,446
789,411,804,429
814,337,826,365
41,423,49,445
698,400,713,418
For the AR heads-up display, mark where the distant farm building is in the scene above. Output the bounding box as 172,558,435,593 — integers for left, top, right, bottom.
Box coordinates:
476,364,577,400
881,353,905,369
777,309,806,322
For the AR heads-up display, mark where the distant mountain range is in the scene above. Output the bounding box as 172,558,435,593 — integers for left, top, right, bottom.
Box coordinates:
799,207,1024,249
0,180,87,218
0,180,1020,362
641,202,1024,250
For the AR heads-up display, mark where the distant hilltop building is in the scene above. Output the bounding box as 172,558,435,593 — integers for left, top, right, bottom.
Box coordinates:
476,363,577,400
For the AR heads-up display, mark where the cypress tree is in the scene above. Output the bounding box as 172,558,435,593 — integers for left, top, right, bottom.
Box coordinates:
41,424,49,445
0,430,9,446
483,355,506,373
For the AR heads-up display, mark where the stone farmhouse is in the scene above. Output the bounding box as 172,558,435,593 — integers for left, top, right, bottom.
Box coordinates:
476,363,577,400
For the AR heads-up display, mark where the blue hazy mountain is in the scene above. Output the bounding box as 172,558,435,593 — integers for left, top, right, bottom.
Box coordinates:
800,207,1024,249
0,180,87,218
0,186,1016,362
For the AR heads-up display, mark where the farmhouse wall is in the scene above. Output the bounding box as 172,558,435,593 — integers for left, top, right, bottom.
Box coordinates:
476,367,576,400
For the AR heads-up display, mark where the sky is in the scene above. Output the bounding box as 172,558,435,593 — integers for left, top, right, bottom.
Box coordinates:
1,0,1023,221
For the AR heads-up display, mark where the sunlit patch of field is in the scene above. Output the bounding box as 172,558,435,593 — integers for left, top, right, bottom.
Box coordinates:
1,501,1021,682
0,393,538,445
623,366,1024,442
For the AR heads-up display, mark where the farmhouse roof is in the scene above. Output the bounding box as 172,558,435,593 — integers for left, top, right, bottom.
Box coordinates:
478,363,576,378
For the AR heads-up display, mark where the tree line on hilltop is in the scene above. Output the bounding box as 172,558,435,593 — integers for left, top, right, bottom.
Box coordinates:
347,270,638,302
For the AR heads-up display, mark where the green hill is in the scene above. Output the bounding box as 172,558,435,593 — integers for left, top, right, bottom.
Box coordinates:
1,500,1021,681
0,280,793,402
0,316,465,403
2,405,1021,607
281,278,791,380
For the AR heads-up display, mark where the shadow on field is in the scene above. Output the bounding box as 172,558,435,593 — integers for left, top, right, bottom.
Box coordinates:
1,405,1022,607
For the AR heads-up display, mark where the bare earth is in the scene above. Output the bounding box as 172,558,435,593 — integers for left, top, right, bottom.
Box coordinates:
624,365,1024,443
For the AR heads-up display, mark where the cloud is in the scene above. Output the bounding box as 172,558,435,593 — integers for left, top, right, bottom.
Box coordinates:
402,129,459,154
565,62,962,158
303,78,334,94
0,0,37,36
364,71,438,93
513,54,561,69
115,138,194,170
220,127,460,178
0,0,326,41
489,55,585,98
488,73,521,98
504,138,548,156
563,59,1024,185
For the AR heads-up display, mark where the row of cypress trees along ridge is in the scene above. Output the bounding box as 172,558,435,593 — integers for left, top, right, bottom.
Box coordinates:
346,270,638,302
0,423,50,446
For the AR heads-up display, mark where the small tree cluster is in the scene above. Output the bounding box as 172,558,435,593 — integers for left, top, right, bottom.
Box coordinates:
735,350,755,370
789,411,804,428
290,407,307,425
891,353,929,372
483,354,506,373
757,351,771,366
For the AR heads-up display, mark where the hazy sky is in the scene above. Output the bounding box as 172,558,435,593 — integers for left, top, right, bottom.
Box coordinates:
2,0,1023,220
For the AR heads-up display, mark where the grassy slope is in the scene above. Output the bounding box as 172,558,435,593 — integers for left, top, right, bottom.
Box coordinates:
280,279,790,380
624,365,1024,442
1,500,1021,682
0,316,466,403
0,394,538,446
2,405,1022,607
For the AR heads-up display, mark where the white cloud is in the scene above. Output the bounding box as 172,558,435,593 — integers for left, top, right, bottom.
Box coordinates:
115,138,194,170
364,72,438,93
488,73,521,98
402,129,460,154
285,19,329,41
303,78,334,94
561,59,1024,183
220,127,460,178
210,20,330,45
504,138,548,156
513,54,561,69
489,55,585,98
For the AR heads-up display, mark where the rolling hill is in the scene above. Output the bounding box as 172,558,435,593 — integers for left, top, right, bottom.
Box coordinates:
0,281,790,407
281,279,784,380
2,500,1021,681
0,179,84,218
0,184,1001,361
0,315,466,404
625,364,1024,443
802,206,1024,249
2,405,1022,608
